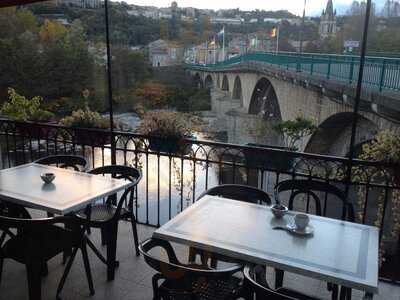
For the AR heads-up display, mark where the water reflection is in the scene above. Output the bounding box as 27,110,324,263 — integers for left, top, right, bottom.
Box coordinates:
91,141,219,225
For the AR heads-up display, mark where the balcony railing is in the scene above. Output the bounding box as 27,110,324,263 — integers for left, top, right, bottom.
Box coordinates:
0,118,399,282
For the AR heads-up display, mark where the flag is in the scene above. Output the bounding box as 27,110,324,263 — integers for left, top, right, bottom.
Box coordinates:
217,27,225,37
270,27,277,38
209,38,216,47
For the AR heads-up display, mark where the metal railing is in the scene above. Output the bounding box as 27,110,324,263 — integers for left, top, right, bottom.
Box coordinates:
186,51,400,92
0,119,399,282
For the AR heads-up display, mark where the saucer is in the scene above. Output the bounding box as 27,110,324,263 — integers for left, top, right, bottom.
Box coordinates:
286,224,314,236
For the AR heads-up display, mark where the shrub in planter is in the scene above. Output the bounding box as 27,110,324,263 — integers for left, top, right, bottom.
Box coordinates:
136,110,195,154
245,116,317,171
60,107,111,146
272,116,318,151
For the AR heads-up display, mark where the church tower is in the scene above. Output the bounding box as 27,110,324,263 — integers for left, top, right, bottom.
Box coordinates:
319,0,337,39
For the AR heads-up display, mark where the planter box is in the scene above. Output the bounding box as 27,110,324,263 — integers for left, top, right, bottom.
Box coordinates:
244,143,295,172
15,121,57,139
73,129,112,147
148,136,193,155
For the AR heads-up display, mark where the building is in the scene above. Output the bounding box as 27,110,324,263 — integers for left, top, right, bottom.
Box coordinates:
383,0,400,17
148,39,184,67
210,18,243,25
44,0,101,9
319,0,337,39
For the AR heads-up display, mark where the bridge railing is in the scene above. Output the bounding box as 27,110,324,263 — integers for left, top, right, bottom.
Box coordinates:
186,52,400,92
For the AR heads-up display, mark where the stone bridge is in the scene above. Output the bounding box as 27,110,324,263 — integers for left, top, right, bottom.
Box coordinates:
188,64,400,156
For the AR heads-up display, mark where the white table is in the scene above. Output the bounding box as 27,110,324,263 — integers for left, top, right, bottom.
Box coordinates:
0,163,133,214
154,195,379,297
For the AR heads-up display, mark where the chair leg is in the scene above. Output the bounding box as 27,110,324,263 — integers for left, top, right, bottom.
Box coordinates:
275,269,284,289
106,224,118,281
130,216,140,256
0,257,3,286
101,227,107,246
26,260,42,300
56,247,78,300
40,261,48,277
81,239,95,296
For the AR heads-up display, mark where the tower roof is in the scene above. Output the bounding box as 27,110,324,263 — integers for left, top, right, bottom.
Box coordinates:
326,0,334,16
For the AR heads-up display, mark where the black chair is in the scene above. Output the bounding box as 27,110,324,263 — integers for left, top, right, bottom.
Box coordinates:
274,179,355,222
0,214,94,300
34,154,88,172
140,238,244,300
197,184,272,205
243,264,321,300
190,184,272,266
274,179,355,299
75,165,142,281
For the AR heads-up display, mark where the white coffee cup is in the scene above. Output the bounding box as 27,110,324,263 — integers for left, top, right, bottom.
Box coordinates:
294,213,310,230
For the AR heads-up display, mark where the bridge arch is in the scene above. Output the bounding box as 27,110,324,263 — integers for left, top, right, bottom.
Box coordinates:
248,77,281,122
305,112,379,156
232,76,243,106
204,75,214,90
221,75,229,91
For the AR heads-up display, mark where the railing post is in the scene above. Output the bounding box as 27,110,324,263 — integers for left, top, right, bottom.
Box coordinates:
349,56,355,84
310,55,314,75
379,58,386,92
327,56,332,80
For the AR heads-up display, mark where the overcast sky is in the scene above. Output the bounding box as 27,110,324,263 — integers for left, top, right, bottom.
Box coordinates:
123,0,384,16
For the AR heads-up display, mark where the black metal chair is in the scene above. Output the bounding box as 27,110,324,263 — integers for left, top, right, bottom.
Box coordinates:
243,264,321,300
75,165,142,281
190,184,272,266
274,179,355,222
0,214,94,300
197,184,272,205
274,179,355,299
140,238,244,300
34,154,88,172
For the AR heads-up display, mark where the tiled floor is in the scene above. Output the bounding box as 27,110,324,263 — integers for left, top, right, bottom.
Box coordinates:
1,221,399,300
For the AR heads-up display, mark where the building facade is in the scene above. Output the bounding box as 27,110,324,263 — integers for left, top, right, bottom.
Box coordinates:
319,0,337,39
148,39,184,67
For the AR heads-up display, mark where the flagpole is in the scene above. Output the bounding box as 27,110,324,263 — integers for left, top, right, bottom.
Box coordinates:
276,26,280,54
222,26,225,61
213,37,216,64
205,41,208,65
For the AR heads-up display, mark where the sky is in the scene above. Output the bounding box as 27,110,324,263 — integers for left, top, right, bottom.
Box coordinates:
123,0,379,16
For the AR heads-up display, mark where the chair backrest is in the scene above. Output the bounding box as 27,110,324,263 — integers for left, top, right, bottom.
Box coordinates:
274,179,354,221
34,155,88,171
139,238,242,281
0,213,82,260
197,184,272,205
88,165,142,221
243,265,299,300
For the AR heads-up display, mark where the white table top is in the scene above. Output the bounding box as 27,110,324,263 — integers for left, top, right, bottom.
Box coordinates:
154,196,379,294
0,163,133,215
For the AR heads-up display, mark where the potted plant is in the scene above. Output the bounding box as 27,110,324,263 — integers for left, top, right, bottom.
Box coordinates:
245,116,317,171
60,106,111,146
0,88,55,137
136,110,195,154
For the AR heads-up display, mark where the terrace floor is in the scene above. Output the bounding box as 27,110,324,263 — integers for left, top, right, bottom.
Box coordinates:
1,219,400,300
